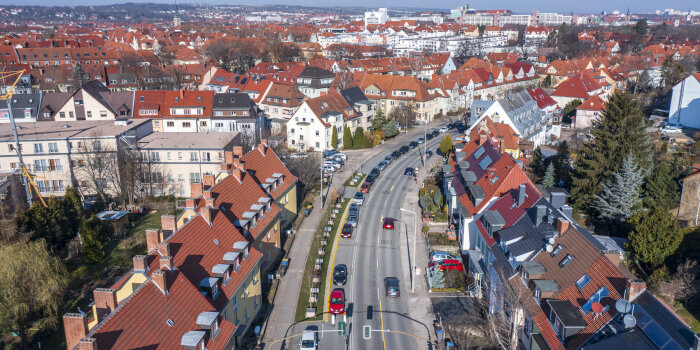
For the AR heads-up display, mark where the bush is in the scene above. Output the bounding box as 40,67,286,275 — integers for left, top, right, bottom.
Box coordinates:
647,266,671,291
422,224,430,233
445,269,466,290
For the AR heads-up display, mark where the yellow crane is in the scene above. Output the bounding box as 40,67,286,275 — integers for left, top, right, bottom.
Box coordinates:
1,69,47,207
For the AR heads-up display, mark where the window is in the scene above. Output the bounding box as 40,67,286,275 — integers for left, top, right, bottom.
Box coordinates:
473,146,485,159
233,298,239,323
48,143,58,153
34,143,44,153
151,152,160,162
178,152,183,160
551,244,564,257
478,155,492,170
100,111,107,118
190,173,201,183
69,111,74,118
178,174,184,183
139,96,144,102
60,112,65,118
93,141,102,151
581,286,610,314
167,152,172,160
244,308,249,322
190,152,198,161
87,111,92,118
559,254,574,268
166,121,175,127
182,122,191,128
576,274,592,290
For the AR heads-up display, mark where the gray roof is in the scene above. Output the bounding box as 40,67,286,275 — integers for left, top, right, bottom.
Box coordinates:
483,210,506,227
211,264,230,277
195,311,219,328
522,261,547,275
96,210,130,221
340,87,370,106
223,251,240,263
213,93,256,110
233,241,247,250
496,90,551,140
0,93,41,120
137,132,239,150
533,279,560,292
180,330,206,347
199,277,219,289
547,299,587,328
0,119,150,142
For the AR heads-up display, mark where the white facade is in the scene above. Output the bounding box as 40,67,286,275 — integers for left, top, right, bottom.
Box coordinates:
669,74,700,128
286,102,345,152
364,8,389,27
499,14,532,25
537,13,573,25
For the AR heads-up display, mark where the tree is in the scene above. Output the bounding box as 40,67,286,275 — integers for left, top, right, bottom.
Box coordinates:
570,93,652,215
428,266,445,289
81,215,106,263
0,240,69,346
70,63,89,91
331,127,338,149
542,75,552,88
74,138,117,204
343,126,353,149
352,127,368,149
439,134,453,157
633,19,649,35
370,107,386,133
555,141,572,184
542,162,556,187
644,162,679,211
562,99,582,124
592,155,644,222
382,121,398,138
658,259,698,306
628,208,682,267
530,147,545,180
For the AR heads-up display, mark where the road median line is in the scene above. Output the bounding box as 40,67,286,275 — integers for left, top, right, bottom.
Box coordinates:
323,197,351,321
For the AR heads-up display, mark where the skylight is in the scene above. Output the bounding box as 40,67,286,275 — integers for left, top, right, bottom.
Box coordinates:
559,254,574,268
581,286,610,314
473,146,485,159
576,274,591,290
551,244,564,257
478,155,492,170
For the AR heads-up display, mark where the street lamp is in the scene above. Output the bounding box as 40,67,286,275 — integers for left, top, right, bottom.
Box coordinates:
400,206,418,293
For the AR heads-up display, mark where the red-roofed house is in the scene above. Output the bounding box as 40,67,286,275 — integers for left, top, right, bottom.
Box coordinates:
574,95,606,129
550,73,604,107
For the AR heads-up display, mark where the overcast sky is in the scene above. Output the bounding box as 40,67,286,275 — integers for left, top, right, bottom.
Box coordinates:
0,0,695,14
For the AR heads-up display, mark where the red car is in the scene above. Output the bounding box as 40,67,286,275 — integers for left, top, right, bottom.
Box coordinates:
383,217,395,230
329,288,345,314
428,259,463,272
360,182,371,193
341,224,352,238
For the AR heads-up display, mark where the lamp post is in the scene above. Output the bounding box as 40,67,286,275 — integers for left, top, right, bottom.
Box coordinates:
400,206,417,293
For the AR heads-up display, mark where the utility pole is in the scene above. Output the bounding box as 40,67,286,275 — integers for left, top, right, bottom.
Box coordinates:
400,207,417,293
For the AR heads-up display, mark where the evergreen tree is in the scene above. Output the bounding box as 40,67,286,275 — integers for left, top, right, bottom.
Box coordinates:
70,63,89,91
633,19,648,35
428,266,445,289
592,155,644,222
543,75,552,87
331,127,338,149
530,147,545,180
542,162,556,187
439,134,453,156
343,126,353,149
81,215,106,263
382,120,398,138
643,162,679,211
628,208,682,267
570,93,652,215
353,127,367,149
370,108,386,133
555,141,571,184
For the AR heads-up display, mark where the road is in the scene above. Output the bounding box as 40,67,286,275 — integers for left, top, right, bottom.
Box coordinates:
286,126,458,350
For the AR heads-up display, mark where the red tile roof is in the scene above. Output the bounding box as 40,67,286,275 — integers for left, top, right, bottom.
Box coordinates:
241,142,297,199
576,95,606,112
550,74,602,99
527,88,558,109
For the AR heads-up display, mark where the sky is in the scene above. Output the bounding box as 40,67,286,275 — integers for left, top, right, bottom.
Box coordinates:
0,0,696,14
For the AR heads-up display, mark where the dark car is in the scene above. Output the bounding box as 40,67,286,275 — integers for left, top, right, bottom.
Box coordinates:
426,133,434,140
425,150,433,158
431,130,439,137
383,217,395,230
365,174,377,184
323,149,338,158
404,167,415,176
341,224,353,238
384,155,394,163
391,150,399,158
370,167,380,176
333,264,348,286
385,277,400,298
346,212,358,227
409,141,418,149
399,145,409,154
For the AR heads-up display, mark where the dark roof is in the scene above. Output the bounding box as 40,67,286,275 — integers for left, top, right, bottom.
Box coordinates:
212,93,256,109
634,290,696,349
340,87,370,106
580,328,658,350
547,299,587,328
1,93,41,119
298,66,334,79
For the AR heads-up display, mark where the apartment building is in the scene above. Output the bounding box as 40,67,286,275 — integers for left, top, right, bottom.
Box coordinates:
212,93,262,135
359,74,439,123
0,93,41,123
136,132,240,197
134,89,214,132
295,66,335,98
0,119,152,197
53,80,134,121
258,82,305,122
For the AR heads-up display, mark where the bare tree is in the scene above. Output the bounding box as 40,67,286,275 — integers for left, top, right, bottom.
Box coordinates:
73,137,118,204
336,69,355,91
658,259,699,305
284,154,321,196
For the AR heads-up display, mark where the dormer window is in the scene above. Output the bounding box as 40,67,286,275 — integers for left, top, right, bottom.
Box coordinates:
211,318,220,339
551,244,564,257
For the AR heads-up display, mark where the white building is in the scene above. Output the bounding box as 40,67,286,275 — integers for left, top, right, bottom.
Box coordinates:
365,8,389,27
669,73,700,128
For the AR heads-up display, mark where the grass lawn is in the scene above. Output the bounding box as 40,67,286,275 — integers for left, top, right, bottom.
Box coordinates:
675,305,700,333
294,198,350,322
343,173,366,187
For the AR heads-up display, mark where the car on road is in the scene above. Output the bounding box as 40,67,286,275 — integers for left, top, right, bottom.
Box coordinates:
429,259,464,271
404,167,415,176
426,133,434,140
431,130,439,137
341,223,353,238
323,149,338,158
439,126,448,133
323,161,341,171
425,150,433,158
377,161,388,170
349,203,359,214
429,251,455,262
399,145,409,154
333,264,348,286
346,212,358,227
353,192,365,205
321,164,336,173
384,154,394,163
329,288,345,314
417,137,425,144
370,167,380,176
391,150,399,158
383,217,395,230
384,277,400,298
360,182,371,193
334,152,348,161
364,174,377,184
300,326,318,350
662,126,683,134
409,141,418,148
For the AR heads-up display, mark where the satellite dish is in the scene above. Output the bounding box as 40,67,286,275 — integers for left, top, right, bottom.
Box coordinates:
615,299,632,314
545,244,553,253
548,237,556,245
623,314,637,329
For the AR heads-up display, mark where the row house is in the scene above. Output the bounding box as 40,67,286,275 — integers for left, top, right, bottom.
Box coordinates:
550,73,605,108
212,93,263,135
295,66,335,98
16,47,120,67
52,80,134,121
134,90,214,132
359,73,439,123
258,82,306,125
0,119,152,197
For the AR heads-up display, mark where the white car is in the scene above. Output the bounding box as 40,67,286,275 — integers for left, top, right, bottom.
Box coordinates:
334,152,348,161
323,162,341,171
662,126,683,134
439,126,448,133
321,165,336,173
299,328,318,350
429,251,455,262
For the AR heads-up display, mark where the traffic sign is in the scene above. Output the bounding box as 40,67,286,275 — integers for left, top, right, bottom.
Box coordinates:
363,325,371,339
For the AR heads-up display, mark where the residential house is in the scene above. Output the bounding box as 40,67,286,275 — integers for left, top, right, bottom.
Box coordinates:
53,80,134,121
574,95,606,129
0,93,41,123
359,74,439,123
527,88,558,114
286,91,353,151
258,83,305,124
295,66,335,98
212,93,263,135
550,73,604,108
134,90,214,132
339,87,376,131
668,73,700,128
37,92,72,121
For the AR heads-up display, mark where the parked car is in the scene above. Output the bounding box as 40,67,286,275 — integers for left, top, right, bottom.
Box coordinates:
341,224,353,238
391,150,400,158
323,149,339,158
300,326,318,350
425,150,433,158
384,277,400,298
417,137,425,144
431,130,439,137
377,161,388,170
321,165,335,173
329,289,345,314
353,192,365,205
404,167,415,176
370,167,380,176
429,251,455,262
346,212,358,227
385,154,394,163
290,153,309,159
360,182,371,193
662,126,683,134
439,126,448,133
365,174,377,184
349,203,359,214
399,145,409,154
323,162,340,171
426,133,434,140
333,264,348,286
383,217,395,230
334,152,348,161
429,259,463,271
409,141,418,149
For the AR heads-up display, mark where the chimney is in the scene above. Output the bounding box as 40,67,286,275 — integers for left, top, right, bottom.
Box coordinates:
63,313,89,350
203,175,215,188
603,250,621,268
156,242,170,257
531,205,546,227
625,279,647,301
152,269,169,295
220,163,229,172
93,288,117,323
205,197,215,209
479,134,487,145
160,256,173,270
77,338,98,350
133,255,148,271
556,217,570,236
517,184,526,207
232,146,243,158
146,229,162,253
185,198,196,208
258,141,267,156
224,151,234,164
179,88,184,99
161,215,177,235
231,168,243,183
201,206,213,225
261,139,269,147
190,182,203,198
203,190,213,200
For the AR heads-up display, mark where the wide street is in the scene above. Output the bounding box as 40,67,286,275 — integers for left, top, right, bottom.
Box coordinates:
285,126,458,350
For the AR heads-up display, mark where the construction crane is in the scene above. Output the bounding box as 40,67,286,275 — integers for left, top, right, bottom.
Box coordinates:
1,69,47,207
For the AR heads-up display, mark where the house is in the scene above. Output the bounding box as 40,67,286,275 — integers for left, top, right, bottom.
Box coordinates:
550,73,604,108
212,93,263,135
467,116,530,160
258,82,305,123
53,80,134,121
574,95,606,129
295,66,335,98
286,91,353,151
134,90,214,132
668,73,700,128
527,88,558,114
359,74,439,123
137,132,240,197
96,210,130,236
37,92,72,121
0,93,41,123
